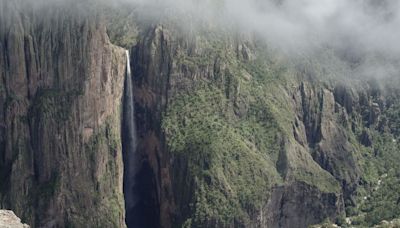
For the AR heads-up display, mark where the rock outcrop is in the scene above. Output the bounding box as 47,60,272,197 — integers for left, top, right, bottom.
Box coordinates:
0,210,29,228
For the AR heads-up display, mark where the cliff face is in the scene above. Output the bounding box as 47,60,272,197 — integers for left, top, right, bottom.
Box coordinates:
128,26,345,227
0,1,126,227
128,24,400,227
1,2,400,228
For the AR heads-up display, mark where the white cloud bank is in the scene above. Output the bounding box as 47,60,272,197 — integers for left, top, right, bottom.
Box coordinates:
118,0,400,58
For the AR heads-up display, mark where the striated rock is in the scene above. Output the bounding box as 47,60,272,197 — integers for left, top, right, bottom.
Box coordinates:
0,210,29,228
130,25,174,228
1,1,400,228
131,25,348,227
264,182,343,228
0,1,126,227
369,102,381,125
295,82,361,201
334,84,356,114
359,130,372,147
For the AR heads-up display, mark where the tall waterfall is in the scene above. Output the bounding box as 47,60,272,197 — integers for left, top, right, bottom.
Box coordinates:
122,50,139,226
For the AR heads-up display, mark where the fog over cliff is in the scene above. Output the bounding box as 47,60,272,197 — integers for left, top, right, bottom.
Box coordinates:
113,0,400,56
2,0,400,227
111,0,400,79
5,0,400,78
12,0,400,53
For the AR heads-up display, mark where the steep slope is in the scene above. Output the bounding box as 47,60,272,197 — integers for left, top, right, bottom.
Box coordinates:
124,22,400,227
1,1,400,228
0,1,126,227
126,25,345,227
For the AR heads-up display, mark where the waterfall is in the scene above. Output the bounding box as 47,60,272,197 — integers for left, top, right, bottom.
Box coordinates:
123,50,159,228
122,50,139,224
126,51,132,78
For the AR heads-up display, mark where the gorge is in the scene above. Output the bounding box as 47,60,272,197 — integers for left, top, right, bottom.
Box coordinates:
1,0,400,228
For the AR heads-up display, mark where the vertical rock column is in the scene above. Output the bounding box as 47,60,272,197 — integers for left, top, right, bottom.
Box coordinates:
0,2,127,226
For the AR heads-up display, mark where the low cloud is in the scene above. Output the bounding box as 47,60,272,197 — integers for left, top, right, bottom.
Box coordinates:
112,0,400,57
3,0,400,78
128,0,400,79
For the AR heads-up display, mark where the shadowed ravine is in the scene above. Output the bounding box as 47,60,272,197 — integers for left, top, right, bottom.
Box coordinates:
122,50,159,228
122,50,141,227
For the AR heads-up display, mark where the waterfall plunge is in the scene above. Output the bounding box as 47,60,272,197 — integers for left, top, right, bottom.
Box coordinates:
122,50,160,228
122,50,139,226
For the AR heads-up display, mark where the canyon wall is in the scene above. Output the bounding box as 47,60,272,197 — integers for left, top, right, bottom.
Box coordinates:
1,2,400,228
0,1,126,227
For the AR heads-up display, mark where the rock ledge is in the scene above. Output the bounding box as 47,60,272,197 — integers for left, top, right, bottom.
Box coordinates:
0,210,29,228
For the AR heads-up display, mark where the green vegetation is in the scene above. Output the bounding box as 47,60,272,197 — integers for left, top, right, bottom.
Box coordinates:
386,104,400,137
163,83,283,225
160,28,400,226
162,33,343,226
104,7,139,48
163,35,286,224
350,131,400,226
83,117,124,228
85,118,120,163
329,95,400,227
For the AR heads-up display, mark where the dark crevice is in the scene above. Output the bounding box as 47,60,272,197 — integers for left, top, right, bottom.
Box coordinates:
122,50,160,228
125,161,160,228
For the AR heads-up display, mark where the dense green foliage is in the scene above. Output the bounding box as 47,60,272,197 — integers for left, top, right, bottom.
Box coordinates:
350,104,400,227
162,35,287,225
162,32,343,226
318,95,400,227
162,36,400,226
163,81,283,225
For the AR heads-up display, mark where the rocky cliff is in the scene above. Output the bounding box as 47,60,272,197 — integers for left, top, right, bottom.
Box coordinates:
1,1,400,228
0,210,29,228
128,23,400,227
0,1,126,227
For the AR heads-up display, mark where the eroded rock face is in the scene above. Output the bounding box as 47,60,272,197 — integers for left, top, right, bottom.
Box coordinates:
264,182,344,228
131,24,400,227
130,26,174,228
293,83,360,202
0,2,126,227
129,25,347,228
1,2,400,228
0,210,29,228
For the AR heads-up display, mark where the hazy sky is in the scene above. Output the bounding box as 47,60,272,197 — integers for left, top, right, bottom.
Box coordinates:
113,0,400,58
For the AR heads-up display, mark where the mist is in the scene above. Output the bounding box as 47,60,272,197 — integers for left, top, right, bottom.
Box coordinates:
7,0,400,55
3,0,400,78
109,0,400,56
109,0,400,80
